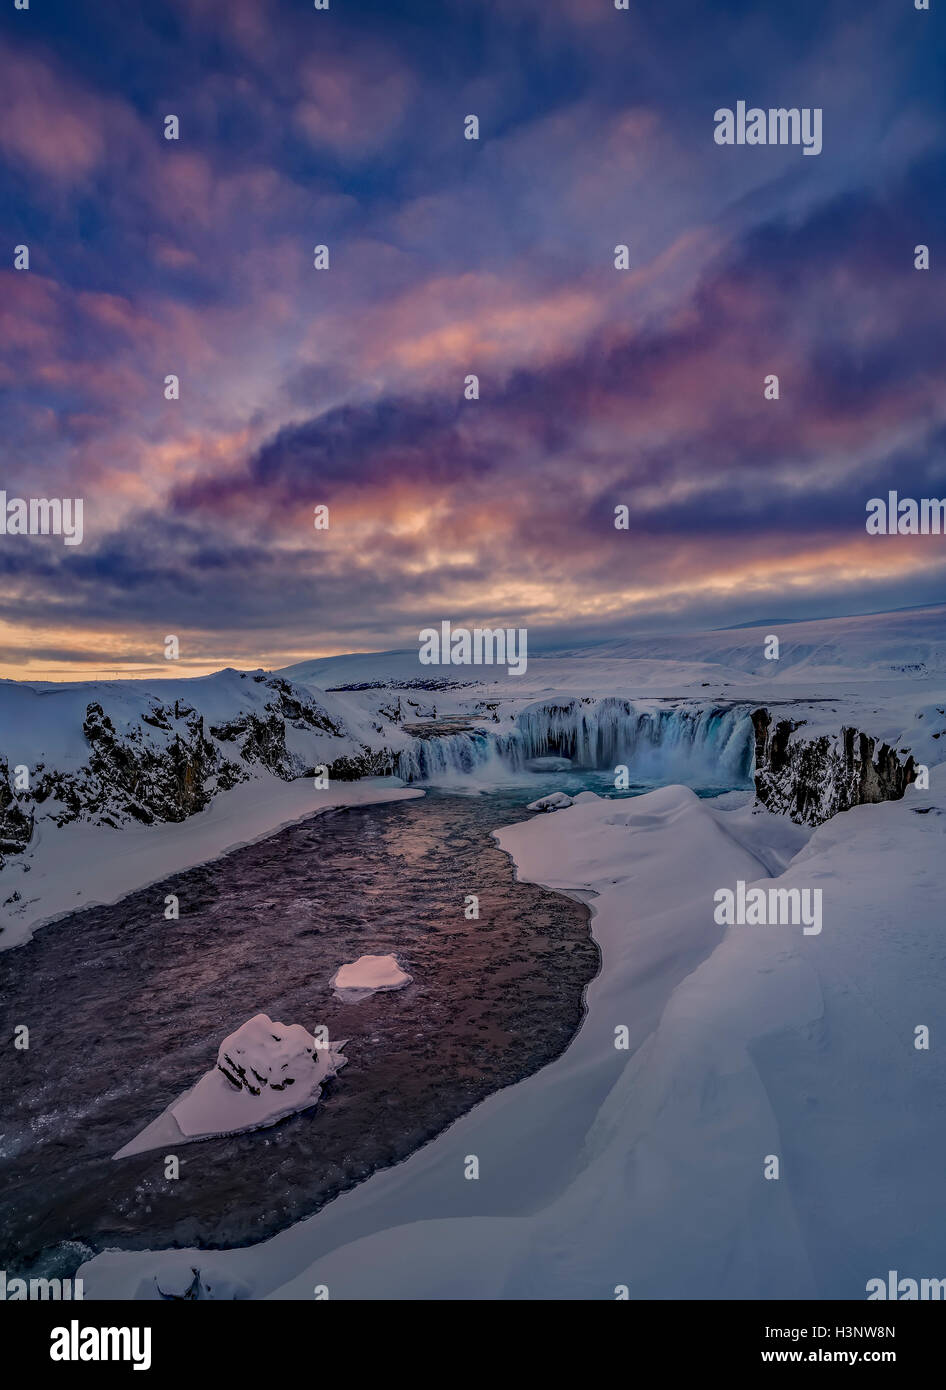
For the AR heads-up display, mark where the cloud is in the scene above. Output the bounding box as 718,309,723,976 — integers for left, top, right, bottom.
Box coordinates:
0,43,109,183
6,155,946,668
2,0,945,675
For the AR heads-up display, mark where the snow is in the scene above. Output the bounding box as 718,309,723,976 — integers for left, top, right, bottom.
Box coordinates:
274,607,946,752
0,776,423,953
526,791,574,811
330,953,412,1001
79,766,946,1299
135,1266,253,1301
114,1014,347,1159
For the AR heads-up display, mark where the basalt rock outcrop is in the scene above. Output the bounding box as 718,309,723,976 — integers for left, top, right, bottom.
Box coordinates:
752,708,916,825
0,760,33,860
0,673,381,865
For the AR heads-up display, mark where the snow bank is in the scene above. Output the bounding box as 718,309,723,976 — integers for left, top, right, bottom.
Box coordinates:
114,1014,347,1158
330,953,412,1001
134,1265,253,1301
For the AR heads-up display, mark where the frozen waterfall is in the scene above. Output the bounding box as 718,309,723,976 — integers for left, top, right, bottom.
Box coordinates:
395,699,754,787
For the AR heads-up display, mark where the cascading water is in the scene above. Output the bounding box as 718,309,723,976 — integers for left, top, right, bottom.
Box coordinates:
395,699,755,787
393,730,526,782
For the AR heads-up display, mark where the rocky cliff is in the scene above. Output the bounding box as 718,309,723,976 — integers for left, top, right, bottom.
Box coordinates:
751,707,917,825
0,670,399,868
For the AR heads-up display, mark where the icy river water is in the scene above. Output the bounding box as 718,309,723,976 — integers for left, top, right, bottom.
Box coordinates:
0,772,730,1281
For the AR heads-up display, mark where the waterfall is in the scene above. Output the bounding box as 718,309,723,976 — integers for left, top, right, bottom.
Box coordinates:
394,730,525,782
394,699,754,786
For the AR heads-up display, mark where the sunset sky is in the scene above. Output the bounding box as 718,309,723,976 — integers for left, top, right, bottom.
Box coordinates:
1,0,944,680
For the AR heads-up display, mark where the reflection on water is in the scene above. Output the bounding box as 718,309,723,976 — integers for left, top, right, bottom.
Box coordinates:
0,773,736,1281
0,782,603,1279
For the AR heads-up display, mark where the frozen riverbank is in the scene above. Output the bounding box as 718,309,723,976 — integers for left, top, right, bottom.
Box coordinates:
78,770,946,1299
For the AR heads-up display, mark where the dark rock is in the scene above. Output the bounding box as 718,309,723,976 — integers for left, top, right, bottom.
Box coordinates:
752,707,916,825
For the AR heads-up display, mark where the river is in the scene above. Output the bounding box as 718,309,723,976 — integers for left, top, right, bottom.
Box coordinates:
0,771,733,1282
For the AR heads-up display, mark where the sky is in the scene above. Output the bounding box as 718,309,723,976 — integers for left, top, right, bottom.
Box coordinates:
0,0,944,680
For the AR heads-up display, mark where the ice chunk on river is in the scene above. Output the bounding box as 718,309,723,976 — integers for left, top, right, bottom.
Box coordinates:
527,791,574,812
113,1013,346,1159
330,953,412,1001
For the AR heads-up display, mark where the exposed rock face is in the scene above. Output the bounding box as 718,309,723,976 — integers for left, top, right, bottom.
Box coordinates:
327,750,396,780
18,695,294,840
208,676,346,781
752,708,916,825
0,673,376,864
81,701,220,825
0,760,33,860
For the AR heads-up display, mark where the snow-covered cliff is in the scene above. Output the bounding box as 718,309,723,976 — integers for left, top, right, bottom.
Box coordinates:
0,669,391,867
752,708,918,824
